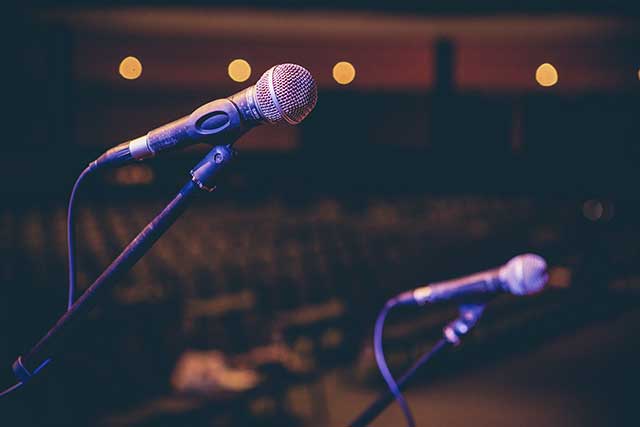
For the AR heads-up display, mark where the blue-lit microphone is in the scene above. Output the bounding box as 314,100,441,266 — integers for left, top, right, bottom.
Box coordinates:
93,63,318,168
395,254,548,305
359,254,548,427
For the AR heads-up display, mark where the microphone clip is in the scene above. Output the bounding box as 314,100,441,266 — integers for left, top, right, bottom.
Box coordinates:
190,145,236,192
443,303,485,346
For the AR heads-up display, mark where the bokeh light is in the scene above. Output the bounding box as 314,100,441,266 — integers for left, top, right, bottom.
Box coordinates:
583,199,604,221
583,199,615,222
112,164,154,186
535,63,558,87
119,56,143,80
228,59,252,83
332,61,356,85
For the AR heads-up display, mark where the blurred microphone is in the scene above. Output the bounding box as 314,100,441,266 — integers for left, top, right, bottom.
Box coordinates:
395,254,548,305
93,63,318,168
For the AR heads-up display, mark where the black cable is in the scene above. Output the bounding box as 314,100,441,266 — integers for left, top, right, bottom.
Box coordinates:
352,303,485,427
373,298,415,427
350,338,450,427
1,165,96,399
67,164,97,309
0,357,51,399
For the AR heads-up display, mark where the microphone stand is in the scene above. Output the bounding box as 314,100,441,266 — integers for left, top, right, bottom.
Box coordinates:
11,145,235,384
348,304,485,427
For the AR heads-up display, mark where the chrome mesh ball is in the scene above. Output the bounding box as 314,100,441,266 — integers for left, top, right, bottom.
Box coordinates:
500,254,548,296
254,64,318,124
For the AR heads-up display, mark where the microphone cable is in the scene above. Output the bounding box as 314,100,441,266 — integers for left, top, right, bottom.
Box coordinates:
373,297,416,427
0,358,51,399
67,163,98,309
1,164,96,399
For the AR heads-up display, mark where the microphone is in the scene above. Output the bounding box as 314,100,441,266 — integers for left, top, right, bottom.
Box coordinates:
93,63,318,168
395,254,548,305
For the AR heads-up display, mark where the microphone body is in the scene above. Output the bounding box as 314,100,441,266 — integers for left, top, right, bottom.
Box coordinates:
396,254,548,305
93,64,318,168
94,89,260,168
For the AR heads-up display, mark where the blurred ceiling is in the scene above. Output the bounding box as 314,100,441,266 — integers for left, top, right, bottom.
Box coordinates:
28,8,637,94
17,0,640,15
37,8,639,42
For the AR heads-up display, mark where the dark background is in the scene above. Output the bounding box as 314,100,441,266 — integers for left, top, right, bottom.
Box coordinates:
1,2,639,426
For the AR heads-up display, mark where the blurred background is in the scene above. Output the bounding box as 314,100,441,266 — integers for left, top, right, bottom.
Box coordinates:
2,1,639,426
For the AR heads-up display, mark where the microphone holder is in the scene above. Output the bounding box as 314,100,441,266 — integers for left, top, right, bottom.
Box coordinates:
349,303,485,427
11,144,235,384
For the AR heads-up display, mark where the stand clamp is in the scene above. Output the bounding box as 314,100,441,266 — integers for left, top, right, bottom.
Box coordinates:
191,144,235,191
443,303,485,346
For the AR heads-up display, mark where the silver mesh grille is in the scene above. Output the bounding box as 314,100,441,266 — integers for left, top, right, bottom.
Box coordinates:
501,254,548,296
254,64,318,124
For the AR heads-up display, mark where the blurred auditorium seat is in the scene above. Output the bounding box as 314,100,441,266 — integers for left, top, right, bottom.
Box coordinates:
1,195,639,426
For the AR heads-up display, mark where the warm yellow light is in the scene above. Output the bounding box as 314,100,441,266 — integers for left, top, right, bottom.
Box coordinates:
333,61,356,85
536,63,558,87
228,59,252,83
637,68,640,80
119,56,142,80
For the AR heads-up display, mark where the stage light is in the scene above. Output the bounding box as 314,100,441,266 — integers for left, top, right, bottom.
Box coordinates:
228,59,252,83
535,63,558,87
332,61,356,85
119,56,142,80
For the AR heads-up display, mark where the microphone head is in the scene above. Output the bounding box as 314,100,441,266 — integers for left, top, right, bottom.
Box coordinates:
254,63,318,125
499,254,548,296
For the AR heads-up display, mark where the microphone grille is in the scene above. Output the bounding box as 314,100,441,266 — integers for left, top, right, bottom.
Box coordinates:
254,64,318,124
501,254,548,296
